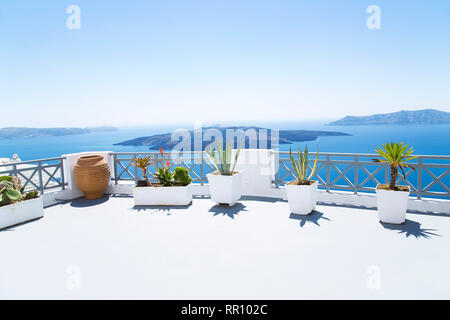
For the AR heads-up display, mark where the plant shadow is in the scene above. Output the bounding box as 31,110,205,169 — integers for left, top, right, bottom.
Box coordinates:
289,210,330,227
131,203,192,215
209,203,247,219
380,219,441,239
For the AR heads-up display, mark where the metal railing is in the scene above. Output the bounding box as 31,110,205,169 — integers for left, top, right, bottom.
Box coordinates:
0,157,66,194
112,151,450,200
276,152,450,199
112,151,214,185
3,151,447,200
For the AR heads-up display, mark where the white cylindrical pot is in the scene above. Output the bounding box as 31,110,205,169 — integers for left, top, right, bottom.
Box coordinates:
376,185,410,224
286,181,318,215
207,171,244,206
133,184,192,206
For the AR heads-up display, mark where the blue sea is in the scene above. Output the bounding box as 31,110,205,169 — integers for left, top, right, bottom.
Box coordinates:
1,122,449,160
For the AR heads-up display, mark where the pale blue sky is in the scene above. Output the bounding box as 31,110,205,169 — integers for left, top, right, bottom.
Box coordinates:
1,0,449,127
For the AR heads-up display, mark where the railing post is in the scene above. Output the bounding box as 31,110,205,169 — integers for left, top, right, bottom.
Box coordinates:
354,155,358,195
200,151,204,186
132,154,137,182
417,157,422,200
326,154,330,192
113,154,118,185
38,161,44,194
384,163,389,185
275,151,280,188
12,163,18,177
60,158,66,190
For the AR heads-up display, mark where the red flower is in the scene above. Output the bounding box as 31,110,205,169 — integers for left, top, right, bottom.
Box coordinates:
166,160,171,167
159,147,163,155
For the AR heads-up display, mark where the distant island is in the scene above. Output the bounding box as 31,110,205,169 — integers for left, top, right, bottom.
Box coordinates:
115,126,350,150
0,126,117,140
327,109,450,126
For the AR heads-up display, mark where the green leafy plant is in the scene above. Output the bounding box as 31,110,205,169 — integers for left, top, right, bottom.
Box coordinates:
374,142,417,190
131,155,153,186
205,139,241,175
289,145,319,185
173,167,192,186
0,176,39,207
132,149,192,187
153,167,175,186
151,148,177,186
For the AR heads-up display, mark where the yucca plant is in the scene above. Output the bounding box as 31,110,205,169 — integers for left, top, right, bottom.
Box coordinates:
205,139,241,176
289,145,319,185
374,142,417,190
132,155,153,186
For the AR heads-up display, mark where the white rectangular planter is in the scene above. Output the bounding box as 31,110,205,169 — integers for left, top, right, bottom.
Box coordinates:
0,197,44,230
133,184,192,206
286,181,318,215
376,185,409,224
207,171,243,206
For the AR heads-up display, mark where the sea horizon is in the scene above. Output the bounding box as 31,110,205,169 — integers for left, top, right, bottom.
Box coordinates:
1,121,449,161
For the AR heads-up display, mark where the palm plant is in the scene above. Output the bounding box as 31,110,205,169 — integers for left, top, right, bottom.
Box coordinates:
132,155,153,186
289,145,319,185
374,142,417,190
205,139,241,176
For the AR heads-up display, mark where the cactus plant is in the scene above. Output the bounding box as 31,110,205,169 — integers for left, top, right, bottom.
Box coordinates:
0,175,39,207
173,167,192,186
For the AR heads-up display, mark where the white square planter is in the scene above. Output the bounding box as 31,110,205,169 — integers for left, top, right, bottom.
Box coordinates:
133,184,192,206
376,185,410,224
0,197,44,230
286,181,318,215
207,171,243,206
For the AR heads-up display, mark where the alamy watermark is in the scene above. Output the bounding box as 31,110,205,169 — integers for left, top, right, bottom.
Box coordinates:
366,5,381,30
366,265,381,290
66,5,81,30
66,265,82,290
166,127,280,175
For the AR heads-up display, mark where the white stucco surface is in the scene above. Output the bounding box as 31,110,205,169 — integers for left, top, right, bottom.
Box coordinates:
1,196,449,299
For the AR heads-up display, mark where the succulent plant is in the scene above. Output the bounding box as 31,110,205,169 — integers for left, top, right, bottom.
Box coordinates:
132,155,153,186
173,167,192,186
0,175,39,207
289,145,319,185
153,167,175,186
205,139,241,176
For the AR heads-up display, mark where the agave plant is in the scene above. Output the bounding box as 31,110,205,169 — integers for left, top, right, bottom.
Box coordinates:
205,139,241,176
289,145,319,185
374,142,417,190
132,155,153,186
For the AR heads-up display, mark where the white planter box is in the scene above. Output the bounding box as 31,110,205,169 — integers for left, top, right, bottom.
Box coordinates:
376,185,409,224
133,184,192,206
0,197,44,230
207,171,243,206
286,181,318,215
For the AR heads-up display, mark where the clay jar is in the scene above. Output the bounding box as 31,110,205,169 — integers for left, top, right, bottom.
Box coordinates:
74,155,111,200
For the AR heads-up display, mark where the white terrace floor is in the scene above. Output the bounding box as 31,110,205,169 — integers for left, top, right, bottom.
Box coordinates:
1,196,449,300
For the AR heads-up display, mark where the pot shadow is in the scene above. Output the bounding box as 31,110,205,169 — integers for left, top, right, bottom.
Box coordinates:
209,203,247,219
131,203,192,215
380,219,441,239
70,196,110,208
289,210,330,228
